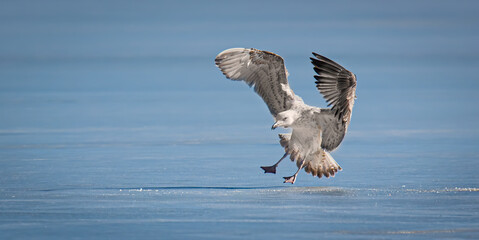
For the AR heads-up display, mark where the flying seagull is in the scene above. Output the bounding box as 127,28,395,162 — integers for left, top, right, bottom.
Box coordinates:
215,48,357,184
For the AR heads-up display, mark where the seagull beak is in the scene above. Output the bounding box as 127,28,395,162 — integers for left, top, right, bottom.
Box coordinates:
271,122,278,130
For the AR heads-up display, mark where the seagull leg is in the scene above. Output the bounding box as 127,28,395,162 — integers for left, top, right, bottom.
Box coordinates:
260,152,288,174
283,159,306,184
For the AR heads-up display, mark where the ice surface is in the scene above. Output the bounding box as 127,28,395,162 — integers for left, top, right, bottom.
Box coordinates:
1,0,478,239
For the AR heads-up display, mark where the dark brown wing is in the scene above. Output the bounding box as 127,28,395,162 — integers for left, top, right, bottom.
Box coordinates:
310,53,357,126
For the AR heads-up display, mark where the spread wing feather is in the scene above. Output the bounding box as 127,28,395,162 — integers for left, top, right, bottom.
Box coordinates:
315,109,346,151
311,53,357,126
215,48,294,117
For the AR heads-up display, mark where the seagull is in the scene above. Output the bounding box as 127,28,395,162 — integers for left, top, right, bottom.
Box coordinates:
215,48,357,184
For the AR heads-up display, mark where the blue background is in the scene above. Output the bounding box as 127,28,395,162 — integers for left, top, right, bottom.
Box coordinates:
1,1,478,239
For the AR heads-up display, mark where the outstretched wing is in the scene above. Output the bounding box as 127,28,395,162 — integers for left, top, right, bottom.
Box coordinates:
310,53,357,126
315,109,346,151
215,48,295,117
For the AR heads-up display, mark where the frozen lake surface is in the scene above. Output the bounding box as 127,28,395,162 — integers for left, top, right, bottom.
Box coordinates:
1,1,479,239
1,91,478,239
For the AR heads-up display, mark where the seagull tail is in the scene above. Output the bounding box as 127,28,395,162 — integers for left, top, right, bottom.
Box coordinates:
278,133,342,178
303,150,342,178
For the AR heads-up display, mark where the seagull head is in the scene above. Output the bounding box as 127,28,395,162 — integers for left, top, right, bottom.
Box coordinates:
272,110,299,130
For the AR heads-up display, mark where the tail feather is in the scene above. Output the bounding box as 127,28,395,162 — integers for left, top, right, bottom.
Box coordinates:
304,150,342,178
278,133,342,179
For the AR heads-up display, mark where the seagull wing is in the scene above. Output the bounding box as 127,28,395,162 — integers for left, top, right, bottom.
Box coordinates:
310,53,357,126
315,109,346,151
215,48,295,117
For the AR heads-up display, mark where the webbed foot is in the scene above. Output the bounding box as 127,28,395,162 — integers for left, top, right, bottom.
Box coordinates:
260,165,277,174
283,175,296,184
